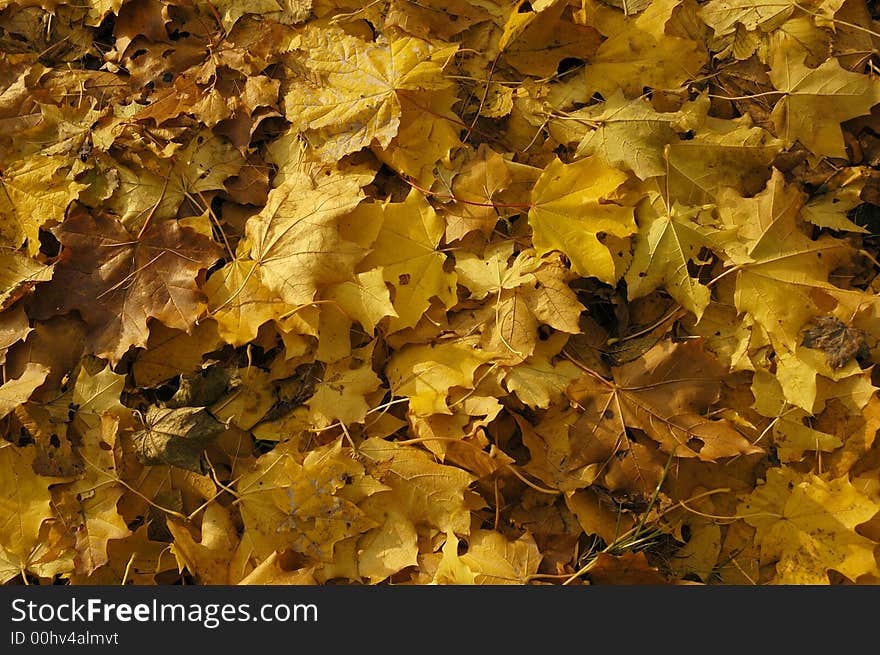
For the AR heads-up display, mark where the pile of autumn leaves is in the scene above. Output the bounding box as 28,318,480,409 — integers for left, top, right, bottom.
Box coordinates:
1,0,880,586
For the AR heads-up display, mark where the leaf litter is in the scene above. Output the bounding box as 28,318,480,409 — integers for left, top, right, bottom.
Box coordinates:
0,0,880,586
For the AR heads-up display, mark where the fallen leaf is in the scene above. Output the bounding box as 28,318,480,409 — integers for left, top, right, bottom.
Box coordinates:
32,208,223,363
568,339,763,461
246,174,365,308
768,46,880,158
587,551,671,585
131,406,227,473
0,443,55,583
739,468,880,583
357,189,458,333
284,26,457,161
529,155,637,284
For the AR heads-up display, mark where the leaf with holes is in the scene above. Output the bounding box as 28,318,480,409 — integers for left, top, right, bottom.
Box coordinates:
567,339,763,461
30,208,222,363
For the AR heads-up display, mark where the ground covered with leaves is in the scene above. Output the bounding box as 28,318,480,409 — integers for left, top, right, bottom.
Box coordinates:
2,0,880,586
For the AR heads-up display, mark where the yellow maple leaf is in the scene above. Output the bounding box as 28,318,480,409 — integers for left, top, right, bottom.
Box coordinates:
210,367,274,431
739,468,880,583
565,488,636,546
768,46,880,158
571,91,709,181
442,144,514,242
236,438,380,562
238,552,317,585
359,437,477,536
67,523,179,585
246,174,365,307
307,341,383,427
0,154,86,254
322,268,398,336
502,1,602,78
751,369,843,462
583,0,708,99
0,362,48,420
664,117,783,204
498,0,563,48
210,0,282,31
0,305,31,366
514,408,601,492
284,26,457,161
71,357,127,432
99,130,243,233
53,414,131,576
355,506,420,584
503,333,582,409
386,336,492,416
205,258,295,347
529,155,636,284
700,0,799,36
770,17,834,68
356,189,458,333
168,503,240,584
430,532,476,584
0,443,55,583
719,169,854,351
455,245,584,363
665,517,722,583
624,193,716,320
459,529,542,584
371,86,463,186
9,0,880,590
265,128,377,192
454,241,540,301
802,173,869,234
131,321,223,388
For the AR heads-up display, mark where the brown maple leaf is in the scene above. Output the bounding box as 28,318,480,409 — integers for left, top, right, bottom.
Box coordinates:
801,315,870,370
31,208,223,363
131,406,227,473
586,552,671,585
568,339,763,462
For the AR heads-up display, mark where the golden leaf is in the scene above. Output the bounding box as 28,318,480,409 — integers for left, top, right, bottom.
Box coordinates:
529,155,636,284
284,26,457,161
739,468,880,583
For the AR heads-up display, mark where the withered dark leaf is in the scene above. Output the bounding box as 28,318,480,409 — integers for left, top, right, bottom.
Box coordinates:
15,401,85,478
132,406,226,473
30,207,223,364
586,552,671,585
801,315,870,369
568,339,763,463
165,364,240,409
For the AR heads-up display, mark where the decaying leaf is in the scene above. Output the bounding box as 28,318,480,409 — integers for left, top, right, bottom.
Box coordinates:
31,208,223,363
132,406,227,473
568,339,763,461
587,552,671,585
801,315,870,370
